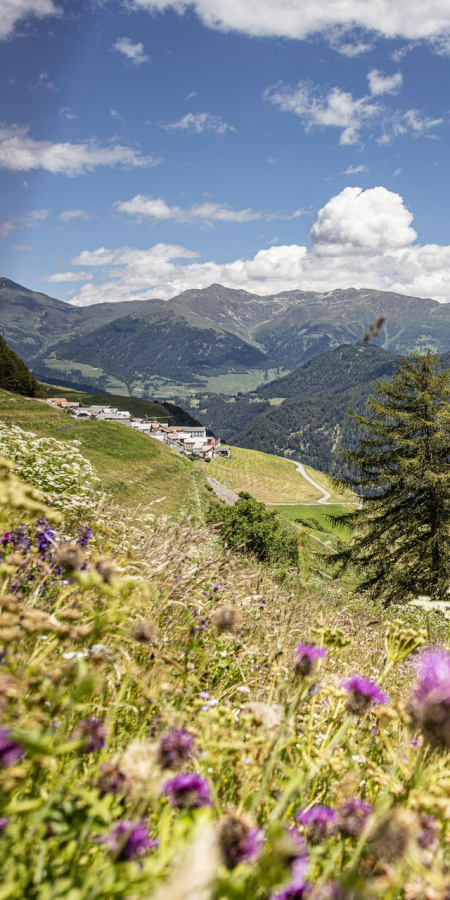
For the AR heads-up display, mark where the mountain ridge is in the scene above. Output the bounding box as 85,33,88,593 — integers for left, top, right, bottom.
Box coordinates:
3,277,450,396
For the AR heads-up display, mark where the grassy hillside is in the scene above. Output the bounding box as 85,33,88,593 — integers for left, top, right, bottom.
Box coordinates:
208,445,353,504
270,503,352,547
0,390,206,515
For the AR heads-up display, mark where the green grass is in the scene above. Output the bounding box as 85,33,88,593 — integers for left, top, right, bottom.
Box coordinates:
208,445,352,504
0,391,207,516
269,503,352,544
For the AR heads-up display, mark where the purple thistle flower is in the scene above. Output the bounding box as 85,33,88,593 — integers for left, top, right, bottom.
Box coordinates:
157,728,196,769
342,676,388,715
218,812,264,869
294,644,326,677
99,819,157,861
408,649,450,747
0,818,7,830
163,772,211,809
74,717,106,754
337,799,372,838
0,729,24,767
0,532,11,547
296,806,337,843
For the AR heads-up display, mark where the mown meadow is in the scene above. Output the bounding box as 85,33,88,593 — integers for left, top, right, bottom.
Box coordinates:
1,396,450,900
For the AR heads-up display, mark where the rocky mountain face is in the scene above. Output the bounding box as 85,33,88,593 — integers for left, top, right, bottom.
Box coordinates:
2,278,450,396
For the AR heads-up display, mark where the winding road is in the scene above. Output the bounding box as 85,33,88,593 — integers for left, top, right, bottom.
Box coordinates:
287,459,331,504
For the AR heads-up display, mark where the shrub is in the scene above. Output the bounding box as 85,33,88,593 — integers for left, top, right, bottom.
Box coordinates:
209,496,299,565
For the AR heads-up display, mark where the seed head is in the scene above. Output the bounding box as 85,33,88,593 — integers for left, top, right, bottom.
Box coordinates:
367,808,420,862
131,619,157,644
93,557,116,583
54,544,83,573
211,605,241,632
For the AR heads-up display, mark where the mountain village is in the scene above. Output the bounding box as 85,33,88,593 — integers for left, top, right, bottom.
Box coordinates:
44,396,231,461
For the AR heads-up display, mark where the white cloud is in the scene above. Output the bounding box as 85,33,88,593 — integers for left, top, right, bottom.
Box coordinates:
11,243,33,250
0,124,161,175
343,164,368,175
128,1,450,45
59,209,92,221
265,79,444,145
264,81,379,145
110,108,124,122
62,185,450,308
59,107,76,120
112,37,150,65
185,91,198,99
160,112,235,135
114,193,304,224
310,186,416,253
393,167,403,177
0,222,15,239
21,208,50,225
41,271,93,283
0,0,61,41
368,69,403,96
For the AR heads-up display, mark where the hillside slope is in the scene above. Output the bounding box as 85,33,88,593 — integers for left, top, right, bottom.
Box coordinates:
207,445,353,504
0,390,206,515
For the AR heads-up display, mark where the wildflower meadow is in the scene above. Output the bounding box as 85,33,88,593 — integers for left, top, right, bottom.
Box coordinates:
2,419,450,899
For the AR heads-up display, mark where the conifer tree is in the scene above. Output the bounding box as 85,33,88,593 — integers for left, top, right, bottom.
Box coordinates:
332,351,450,605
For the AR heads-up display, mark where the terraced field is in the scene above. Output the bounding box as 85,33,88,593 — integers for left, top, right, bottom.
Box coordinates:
208,445,352,504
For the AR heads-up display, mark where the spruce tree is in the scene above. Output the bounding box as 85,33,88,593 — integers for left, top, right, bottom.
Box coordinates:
332,351,450,605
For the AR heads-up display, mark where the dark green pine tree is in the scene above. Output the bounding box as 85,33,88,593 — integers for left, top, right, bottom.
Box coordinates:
0,334,43,397
332,351,450,605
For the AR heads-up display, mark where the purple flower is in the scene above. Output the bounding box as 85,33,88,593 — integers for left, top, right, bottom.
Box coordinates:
0,818,8,830
342,676,388,715
0,729,24,767
337,799,372,838
408,649,450,747
78,526,93,548
0,532,11,547
36,522,55,559
163,772,211,808
296,806,337,843
99,819,157,861
272,884,307,900
73,717,106,754
157,728,196,769
418,814,437,849
294,644,326,677
218,812,264,869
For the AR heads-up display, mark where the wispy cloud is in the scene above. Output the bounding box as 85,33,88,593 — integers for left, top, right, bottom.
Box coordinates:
160,112,235,135
0,124,161,176
0,0,61,41
265,78,444,146
59,209,92,221
114,193,304,224
41,271,93,283
343,164,368,175
112,37,150,65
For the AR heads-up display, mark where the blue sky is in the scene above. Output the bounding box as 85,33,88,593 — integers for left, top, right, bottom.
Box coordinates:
2,0,450,304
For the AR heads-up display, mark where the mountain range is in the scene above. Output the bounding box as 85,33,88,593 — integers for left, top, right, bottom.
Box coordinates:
3,277,450,398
